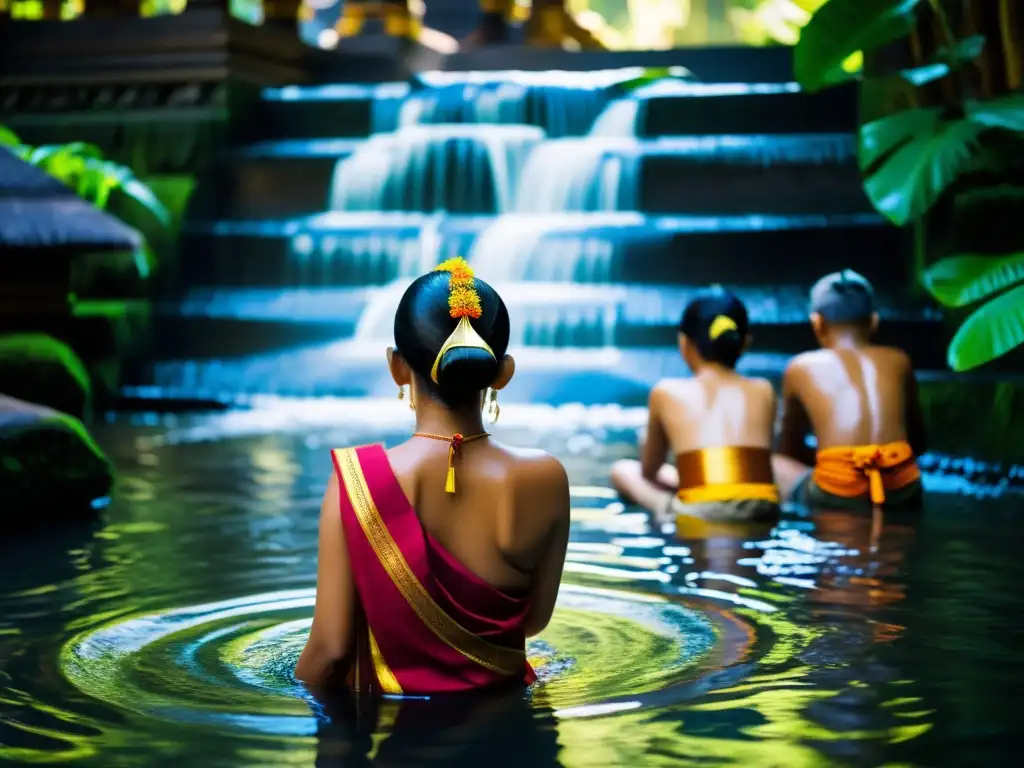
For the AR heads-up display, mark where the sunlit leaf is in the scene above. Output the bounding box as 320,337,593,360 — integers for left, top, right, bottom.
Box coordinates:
900,62,949,86
858,106,942,172
610,66,694,94
947,283,1024,371
118,176,171,226
26,142,103,164
924,253,1024,308
794,0,922,92
0,125,20,147
862,116,984,225
842,50,863,73
967,93,1024,132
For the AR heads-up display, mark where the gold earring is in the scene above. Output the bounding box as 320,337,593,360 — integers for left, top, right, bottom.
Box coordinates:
397,385,404,400
486,388,500,424
408,386,416,410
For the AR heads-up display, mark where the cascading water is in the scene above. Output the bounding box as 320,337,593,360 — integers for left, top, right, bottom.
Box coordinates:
397,69,686,137
329,124,544,214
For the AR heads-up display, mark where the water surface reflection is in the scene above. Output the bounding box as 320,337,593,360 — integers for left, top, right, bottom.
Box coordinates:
1,413,1022,766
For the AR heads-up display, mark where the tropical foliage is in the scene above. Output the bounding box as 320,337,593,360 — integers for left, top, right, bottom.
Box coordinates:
795,0,1024,371
0,125,169,229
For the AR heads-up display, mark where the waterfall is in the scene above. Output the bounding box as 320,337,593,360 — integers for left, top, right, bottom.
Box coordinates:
469,212,646,283
512,138,641,213
589,99,641,138
329,125,545,214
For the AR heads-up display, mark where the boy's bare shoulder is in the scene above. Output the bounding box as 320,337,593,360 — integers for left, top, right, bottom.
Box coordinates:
783,350,826,378
870,344,913,369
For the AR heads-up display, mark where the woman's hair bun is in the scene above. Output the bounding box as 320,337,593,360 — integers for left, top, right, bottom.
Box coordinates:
434,346,500,399
708,324,744,367
678,289,750,369
393,265,511,408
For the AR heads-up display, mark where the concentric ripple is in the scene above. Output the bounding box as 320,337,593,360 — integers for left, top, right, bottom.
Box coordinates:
60,583,748,735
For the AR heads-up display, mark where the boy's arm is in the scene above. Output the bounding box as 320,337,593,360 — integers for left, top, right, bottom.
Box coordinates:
904,361,928,457
777,360,816,466
640,385,671,482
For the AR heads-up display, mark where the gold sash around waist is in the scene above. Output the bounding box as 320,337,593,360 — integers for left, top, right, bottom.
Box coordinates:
675,446,779,504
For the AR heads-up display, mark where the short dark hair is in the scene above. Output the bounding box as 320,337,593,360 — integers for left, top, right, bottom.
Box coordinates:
809,269,875,323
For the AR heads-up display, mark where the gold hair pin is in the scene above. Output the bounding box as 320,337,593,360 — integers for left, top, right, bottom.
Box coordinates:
430,258,495,383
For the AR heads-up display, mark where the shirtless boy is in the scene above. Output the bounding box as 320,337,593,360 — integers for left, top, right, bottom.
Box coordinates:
772,270,927,509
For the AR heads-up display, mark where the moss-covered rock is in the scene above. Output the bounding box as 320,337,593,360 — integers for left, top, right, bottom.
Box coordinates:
0,395,113,528
0,334,91,419
919,378,1024,465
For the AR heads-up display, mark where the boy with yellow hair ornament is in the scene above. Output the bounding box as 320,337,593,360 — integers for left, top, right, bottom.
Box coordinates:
611,289,780,526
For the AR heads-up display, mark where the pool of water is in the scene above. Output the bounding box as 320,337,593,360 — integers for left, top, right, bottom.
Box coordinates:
2,403,1023,767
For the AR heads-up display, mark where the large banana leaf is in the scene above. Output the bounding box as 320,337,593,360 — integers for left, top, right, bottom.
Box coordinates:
859,106,941,171
924,253,1024,308
794,0,921,92
947,283,1024,371
858,92,1024,226
861,111,985,225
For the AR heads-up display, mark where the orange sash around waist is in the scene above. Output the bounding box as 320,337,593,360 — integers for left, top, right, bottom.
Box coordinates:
812,441,920,505
676,446,779,504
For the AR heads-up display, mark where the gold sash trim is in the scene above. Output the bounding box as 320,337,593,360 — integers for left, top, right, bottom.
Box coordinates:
675,447,778,503
368,628,403,694
677,482,780,504
333,448,525,677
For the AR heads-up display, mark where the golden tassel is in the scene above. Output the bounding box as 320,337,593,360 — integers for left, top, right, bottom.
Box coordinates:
445,444,457,494
412,430,489,494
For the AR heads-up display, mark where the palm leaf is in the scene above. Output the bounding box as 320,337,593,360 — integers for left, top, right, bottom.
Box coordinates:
794,0,922,92
948,283,1024,371
924,253,1024,308
862,117,985,225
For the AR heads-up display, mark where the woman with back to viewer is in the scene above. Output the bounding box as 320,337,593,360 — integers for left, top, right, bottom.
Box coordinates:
296,258,571,695
611,289,780,525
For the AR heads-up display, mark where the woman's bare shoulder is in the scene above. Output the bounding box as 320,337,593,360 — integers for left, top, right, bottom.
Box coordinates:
493,443,569,488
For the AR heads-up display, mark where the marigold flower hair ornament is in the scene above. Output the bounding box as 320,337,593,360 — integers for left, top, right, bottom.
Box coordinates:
429,258,496,384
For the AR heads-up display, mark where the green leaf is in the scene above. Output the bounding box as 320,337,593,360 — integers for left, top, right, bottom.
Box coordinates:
118,176,171,226
967,93,1024,132
862,116,985,225
858,106,942,172
26,142,103,164
947,283,1024,371
923,253,1024,308
0,125,20,147
794,0,922,92
79,157,170,225
941,33,985,62
900,62,949,86
610,66,694,94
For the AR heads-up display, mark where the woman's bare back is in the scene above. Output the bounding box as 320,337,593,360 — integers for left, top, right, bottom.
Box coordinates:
386,438,569,593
